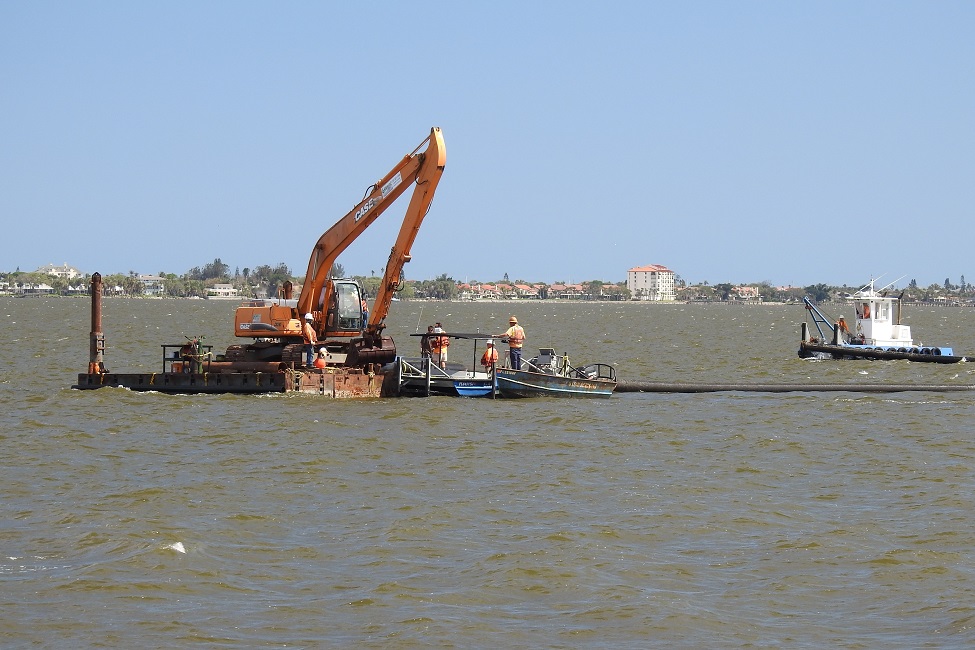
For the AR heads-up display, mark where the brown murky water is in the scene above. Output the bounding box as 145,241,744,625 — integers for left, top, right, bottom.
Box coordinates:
3,296,975,647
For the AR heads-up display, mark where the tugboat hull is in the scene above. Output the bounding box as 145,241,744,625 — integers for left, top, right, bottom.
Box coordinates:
798,341,969,363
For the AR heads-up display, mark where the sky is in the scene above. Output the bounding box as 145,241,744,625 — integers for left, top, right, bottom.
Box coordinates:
2,2,973,289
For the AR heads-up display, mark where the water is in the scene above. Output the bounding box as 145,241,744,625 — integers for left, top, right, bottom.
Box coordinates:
4,296,975,648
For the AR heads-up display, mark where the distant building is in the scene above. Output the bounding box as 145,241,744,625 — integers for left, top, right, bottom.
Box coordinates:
733,285,762,302
139,275,166,296
513,283,539,299
627,265,676,301
206,283,240,300
37,263,82,280
18,282,55,295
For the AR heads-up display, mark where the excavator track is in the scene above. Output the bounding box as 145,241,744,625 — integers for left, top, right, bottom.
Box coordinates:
224,345,249,361
281,343,305,366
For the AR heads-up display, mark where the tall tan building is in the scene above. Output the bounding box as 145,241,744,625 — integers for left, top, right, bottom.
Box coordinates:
627,264,676,301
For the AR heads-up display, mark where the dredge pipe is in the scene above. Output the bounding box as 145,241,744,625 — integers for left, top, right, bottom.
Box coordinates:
615,380,975,393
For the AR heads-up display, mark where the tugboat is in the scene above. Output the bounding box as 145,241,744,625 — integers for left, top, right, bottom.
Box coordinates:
799,279,970,363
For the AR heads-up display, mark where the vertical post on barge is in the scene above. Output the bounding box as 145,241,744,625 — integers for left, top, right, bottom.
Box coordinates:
88,273,105,374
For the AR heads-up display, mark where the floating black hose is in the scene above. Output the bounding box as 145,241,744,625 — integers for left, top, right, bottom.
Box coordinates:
615,381,975,393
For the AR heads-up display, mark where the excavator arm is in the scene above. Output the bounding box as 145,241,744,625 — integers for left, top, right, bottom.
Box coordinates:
364,132,446,340
297,126,446,324
234,127,445,347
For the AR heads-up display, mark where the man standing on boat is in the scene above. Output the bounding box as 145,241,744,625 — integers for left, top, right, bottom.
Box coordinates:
481,339,499,371
431,325,449,369
498,316,525,370
420,325,434,360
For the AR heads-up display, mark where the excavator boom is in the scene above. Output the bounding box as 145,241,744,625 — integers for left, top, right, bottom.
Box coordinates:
298,126,446,324
232,127,445,366
365,132,446,337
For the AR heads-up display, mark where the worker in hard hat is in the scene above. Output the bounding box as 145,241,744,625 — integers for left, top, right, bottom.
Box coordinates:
481,339,499,371
302,313,318,368
430,325,450,369
497,315,526,369
314,348,328,369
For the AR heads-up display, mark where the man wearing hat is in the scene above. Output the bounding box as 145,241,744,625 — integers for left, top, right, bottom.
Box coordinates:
302,313,318,368
481,339,499,371
431,325,450,369
497,316,526,369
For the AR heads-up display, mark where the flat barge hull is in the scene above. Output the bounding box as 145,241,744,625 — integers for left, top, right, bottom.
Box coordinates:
798,341,969,364
73,370,391,397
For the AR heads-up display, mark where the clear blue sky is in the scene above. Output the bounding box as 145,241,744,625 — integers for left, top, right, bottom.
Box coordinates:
3,2,973,288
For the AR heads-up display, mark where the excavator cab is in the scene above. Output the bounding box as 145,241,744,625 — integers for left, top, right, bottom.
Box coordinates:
325,279,365,334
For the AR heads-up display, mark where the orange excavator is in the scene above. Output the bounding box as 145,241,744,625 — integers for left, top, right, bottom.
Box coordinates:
225,127,445,368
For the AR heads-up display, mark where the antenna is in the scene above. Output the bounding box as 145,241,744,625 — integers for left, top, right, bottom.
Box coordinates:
878,275,907,293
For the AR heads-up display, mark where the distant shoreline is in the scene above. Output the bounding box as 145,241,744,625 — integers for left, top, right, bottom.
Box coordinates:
0,294,800,306
4,294,969,308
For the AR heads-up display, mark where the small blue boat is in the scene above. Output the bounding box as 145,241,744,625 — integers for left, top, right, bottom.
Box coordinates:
453,377,496,397
396,332,498,397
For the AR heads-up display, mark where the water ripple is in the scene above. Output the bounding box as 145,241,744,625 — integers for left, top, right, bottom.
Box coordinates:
3,297,975,646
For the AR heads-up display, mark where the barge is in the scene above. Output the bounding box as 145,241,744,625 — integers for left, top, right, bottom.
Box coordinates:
72,274,395,396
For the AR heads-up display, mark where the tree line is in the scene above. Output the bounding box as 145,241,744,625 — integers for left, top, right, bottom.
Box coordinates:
1,260,970,303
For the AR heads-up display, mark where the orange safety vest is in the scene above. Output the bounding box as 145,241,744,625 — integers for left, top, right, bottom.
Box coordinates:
481,347,498,366
302,321,317,344
506,325,525,348
431,336,449,353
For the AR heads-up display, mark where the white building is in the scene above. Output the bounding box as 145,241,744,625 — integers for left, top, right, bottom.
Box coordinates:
18,282,55,295
139,275,167,296
206,283,240,300
627,264,676,301
37,263,82,280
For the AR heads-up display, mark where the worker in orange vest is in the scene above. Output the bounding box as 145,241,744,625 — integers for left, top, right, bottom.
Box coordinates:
430,326,450,369
497,315,525,369
302,313,318,368
481,339,499,371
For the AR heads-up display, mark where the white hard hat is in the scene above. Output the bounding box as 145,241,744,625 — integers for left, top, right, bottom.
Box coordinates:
433,327,443,333
486,339,494,345
304,313,314,320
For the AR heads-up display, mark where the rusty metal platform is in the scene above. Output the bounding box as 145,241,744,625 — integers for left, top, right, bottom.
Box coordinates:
73,368,394,397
